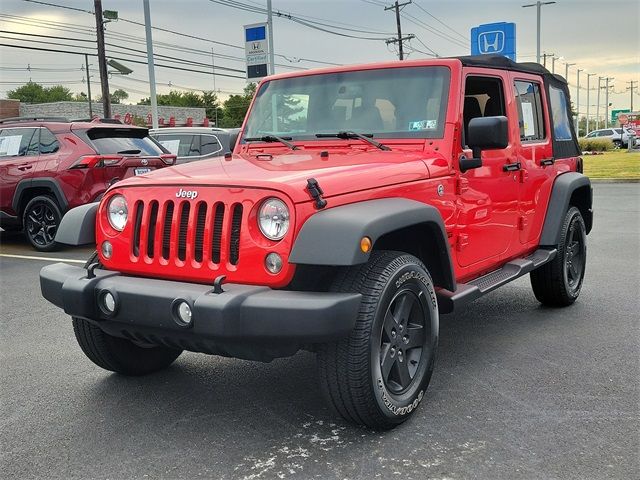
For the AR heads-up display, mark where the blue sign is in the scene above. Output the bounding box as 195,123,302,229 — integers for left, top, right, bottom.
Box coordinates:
245,25,266,42
471,22,516,61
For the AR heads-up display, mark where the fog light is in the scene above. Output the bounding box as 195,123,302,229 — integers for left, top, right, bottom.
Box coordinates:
102,291,116,313
101,241,113,259
265,252,283,274
175,300,192,326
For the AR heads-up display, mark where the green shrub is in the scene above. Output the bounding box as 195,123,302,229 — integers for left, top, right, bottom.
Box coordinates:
578,137,614,152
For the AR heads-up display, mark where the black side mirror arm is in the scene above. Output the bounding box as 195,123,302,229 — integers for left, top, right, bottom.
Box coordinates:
459,150,482,173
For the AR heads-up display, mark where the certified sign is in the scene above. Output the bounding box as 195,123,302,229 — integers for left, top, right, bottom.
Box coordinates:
244,23,270,81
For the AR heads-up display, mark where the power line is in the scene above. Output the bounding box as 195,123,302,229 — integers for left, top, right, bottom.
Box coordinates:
412,1,469,43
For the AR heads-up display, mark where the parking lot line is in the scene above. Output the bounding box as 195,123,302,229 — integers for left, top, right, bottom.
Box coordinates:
0,253,86,264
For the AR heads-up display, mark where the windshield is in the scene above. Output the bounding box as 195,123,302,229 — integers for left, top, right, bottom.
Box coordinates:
243,66,450,141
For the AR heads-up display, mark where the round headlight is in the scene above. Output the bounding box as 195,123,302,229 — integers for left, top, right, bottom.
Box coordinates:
258,198,290,241
107,194,128,231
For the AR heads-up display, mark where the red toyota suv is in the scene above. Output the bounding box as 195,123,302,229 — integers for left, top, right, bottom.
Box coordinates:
41,55,592,430
0,117,175,251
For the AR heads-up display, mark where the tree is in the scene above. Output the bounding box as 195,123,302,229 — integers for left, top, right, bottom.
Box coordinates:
7,81,73,103
138,90,205,107
111,89,129,104
219,83,258,128
202,90,222,125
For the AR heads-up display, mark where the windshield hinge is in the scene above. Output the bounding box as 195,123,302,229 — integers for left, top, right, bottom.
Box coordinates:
306,178,327,210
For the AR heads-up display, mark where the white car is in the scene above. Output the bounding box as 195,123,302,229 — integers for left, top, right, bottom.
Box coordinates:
149,127,240,164
584,128,632,147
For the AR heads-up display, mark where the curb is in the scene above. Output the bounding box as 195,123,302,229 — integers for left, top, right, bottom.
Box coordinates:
590,178,640,183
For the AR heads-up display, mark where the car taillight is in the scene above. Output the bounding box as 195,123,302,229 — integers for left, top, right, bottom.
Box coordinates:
160,154,177,165
70,155,123,169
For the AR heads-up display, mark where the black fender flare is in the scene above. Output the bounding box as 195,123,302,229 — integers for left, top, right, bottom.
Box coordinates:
54,202,98,245
289,198,456,291
540,172,593,246
12,177,69,213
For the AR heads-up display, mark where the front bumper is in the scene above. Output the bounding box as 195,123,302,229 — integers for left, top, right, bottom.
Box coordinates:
40,263,361,360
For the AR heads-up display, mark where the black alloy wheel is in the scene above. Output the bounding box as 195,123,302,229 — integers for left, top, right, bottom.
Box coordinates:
563,213,586,295
23,196,62,252
378,288,429,394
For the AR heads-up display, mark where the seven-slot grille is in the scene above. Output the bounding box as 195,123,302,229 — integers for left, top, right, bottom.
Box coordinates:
130,199,243,266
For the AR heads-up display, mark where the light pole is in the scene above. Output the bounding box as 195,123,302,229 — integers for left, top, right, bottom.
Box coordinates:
266,0,275,75
596,77,603,130
143,0,158,129
522,1,557,64
564,61,575,81
576,68,583,134
586,72,596,134
551,55,563,74
605,77,614,127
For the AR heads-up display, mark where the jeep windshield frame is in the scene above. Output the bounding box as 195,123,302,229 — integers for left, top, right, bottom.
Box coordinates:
242,66,451,143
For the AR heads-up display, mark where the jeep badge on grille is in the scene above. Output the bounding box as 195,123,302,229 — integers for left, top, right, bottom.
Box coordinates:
176,188,198,199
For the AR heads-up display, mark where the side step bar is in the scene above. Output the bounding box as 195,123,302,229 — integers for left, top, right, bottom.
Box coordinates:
437,248,557,314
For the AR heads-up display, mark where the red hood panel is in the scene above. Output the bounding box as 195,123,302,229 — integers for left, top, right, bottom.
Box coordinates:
114,149,434,203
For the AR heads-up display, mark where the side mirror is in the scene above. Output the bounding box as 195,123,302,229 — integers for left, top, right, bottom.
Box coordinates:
461,116,509,172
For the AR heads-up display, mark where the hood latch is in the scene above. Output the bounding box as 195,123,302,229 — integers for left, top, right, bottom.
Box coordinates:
306,178,327,210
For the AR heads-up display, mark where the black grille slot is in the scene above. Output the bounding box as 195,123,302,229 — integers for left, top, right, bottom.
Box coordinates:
194,202,207,262
211,203,224,264
132,202,144,257
146,201,158,258
229,203,243,265
177,202,190,261
161,202,174,260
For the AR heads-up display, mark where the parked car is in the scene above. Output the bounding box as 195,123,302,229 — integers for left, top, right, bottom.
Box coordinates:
149,127,239,164
584,127,631,147
0,117,175,251
41,55,592,430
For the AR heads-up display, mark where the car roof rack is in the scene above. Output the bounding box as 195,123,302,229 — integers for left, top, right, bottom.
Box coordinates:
0,116,69,124
71,118,123,124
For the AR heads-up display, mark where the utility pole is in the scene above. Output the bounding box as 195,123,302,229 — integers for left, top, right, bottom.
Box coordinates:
586,73,596,134
551,55,557,74
211,48,218,126
628,81,636,111
542,52,554,69
576,68,583,134
143,0,158,129
266,0,275,75
522,1,556,64
596,77,602,130
84,53,92,118
385,1,414,60
605,77,613,127
564,62,574,82
94,0,110,118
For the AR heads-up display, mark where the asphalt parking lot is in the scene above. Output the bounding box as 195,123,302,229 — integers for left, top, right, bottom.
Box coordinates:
1,183,638,480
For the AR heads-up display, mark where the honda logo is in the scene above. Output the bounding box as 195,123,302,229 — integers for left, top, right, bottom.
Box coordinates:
478,31,505,54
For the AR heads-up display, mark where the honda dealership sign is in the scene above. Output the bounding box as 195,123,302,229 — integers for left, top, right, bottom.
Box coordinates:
244,23,270,81
471,22,516,61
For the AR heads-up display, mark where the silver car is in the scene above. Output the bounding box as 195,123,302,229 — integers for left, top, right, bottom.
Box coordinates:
149,127,240,164
584,128,631,147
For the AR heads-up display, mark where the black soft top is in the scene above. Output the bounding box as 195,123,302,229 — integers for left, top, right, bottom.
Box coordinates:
454,54,567,84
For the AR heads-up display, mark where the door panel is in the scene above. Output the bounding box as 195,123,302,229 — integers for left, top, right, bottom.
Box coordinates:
0,127,39,215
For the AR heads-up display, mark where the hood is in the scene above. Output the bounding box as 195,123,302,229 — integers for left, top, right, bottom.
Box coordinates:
115,148,438,203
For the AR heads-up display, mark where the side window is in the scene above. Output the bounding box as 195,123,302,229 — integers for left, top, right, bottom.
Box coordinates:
39,128,60,154
548,85,573,141
0,128,38,158
200,135,222,155
462,76,506,146
156,134,198,157
514,81,545,142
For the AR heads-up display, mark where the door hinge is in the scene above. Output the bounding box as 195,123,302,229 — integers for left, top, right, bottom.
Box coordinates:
456,234,469,251
518,216,528,231
456,177,469,195
519,169,529,183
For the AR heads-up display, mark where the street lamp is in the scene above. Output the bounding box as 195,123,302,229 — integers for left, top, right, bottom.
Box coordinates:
522,1,557,64
576,68,583,134
564,61,575,81
605,77,614,127
586,72,596,135
551,55,563,74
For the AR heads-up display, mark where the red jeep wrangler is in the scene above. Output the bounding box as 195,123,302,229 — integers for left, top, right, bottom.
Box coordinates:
0,117,175,251
40,55,592,430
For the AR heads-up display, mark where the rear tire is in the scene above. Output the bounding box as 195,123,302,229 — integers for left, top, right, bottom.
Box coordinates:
317,251,438,430
530,206,587,306
72,317,182,376
22,195,62,252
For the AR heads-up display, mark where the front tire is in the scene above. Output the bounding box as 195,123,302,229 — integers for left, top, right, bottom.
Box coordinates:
72,317,182,376
317,251,438,430
530,206,587,306
23,195,62,252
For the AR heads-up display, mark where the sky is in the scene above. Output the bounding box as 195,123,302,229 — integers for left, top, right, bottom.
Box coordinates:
0,0,638,118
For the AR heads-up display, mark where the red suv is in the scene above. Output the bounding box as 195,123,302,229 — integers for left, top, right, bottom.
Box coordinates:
0,117,175,251
41,56,592,429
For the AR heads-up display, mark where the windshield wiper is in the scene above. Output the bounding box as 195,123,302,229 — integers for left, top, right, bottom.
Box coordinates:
117,149,142,154
315,131,391,151
244,135,299,150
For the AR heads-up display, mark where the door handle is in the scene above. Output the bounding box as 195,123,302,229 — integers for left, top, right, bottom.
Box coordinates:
540,157,555,166
502,161,521,172
17,165,33,171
